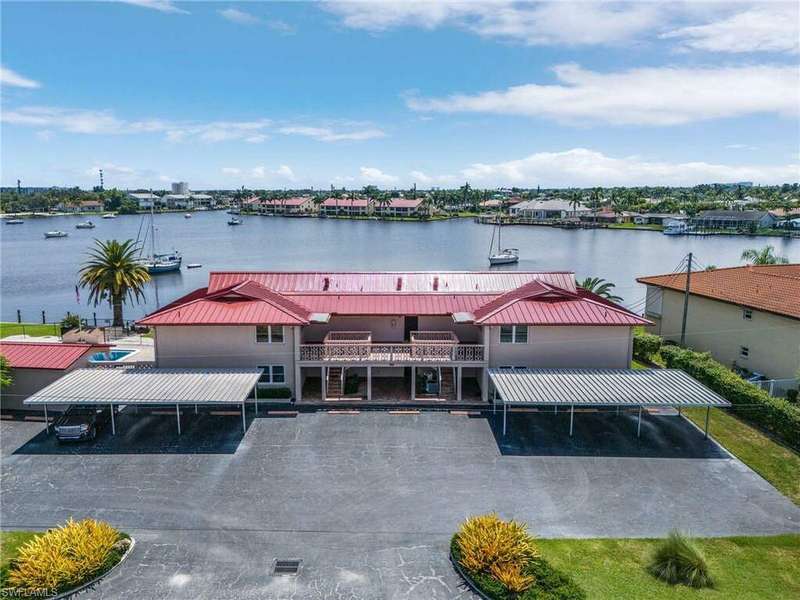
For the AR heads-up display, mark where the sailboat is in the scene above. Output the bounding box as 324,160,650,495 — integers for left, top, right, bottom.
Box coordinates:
138,204,182,274
488,215,519,265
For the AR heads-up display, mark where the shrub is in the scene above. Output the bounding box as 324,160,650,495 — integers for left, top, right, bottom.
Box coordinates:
255,386,292,399
787,389,798,404
633,331,662,363
661,345,800,450
456,513,539,576
649,530,713,589
60,314,81,330
7,518,122,594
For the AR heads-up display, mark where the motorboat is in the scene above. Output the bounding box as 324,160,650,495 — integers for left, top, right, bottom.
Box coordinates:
44,231,68,238
75,221,95,229
186,263,202,269
488,217,519,265
227,217,243,226
102,213,116,219
184,213,192,219
4,218,24,225
663,221,690,236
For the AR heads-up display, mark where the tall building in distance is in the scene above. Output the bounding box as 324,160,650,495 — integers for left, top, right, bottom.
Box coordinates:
171,181,189,195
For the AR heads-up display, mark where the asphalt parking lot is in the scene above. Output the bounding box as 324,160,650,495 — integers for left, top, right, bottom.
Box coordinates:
2,409,798,599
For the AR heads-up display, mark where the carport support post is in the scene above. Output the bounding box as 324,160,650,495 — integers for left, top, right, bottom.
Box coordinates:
110,403,116,435
502,401,507,436
569,404,574,436
321,366,326,400
637,406,642,438
176,404,181,435
254,384,259,414
456,366,462,402
411,366,416,401
44,404,49,434
704,406,710,438
241,401,246,433
367,366,372,401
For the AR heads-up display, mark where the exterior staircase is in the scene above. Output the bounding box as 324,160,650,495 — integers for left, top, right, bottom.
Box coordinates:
326,367,344,398
439,367,455,401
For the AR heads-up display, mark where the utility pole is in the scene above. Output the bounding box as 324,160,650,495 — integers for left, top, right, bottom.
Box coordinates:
680,252,693,346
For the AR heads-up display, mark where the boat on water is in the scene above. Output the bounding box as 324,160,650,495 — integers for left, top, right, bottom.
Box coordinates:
186,263,202,269
4,219,24,225
102,213,117,219
663,221,690,236
44,231,68,238
227,217,243,226
227,208,241,215
75,221,95,229
488,217,519,265
184,213,192,219
137,205,182,274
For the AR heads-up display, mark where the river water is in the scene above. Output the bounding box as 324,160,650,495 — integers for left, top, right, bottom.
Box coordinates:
2,211,797,323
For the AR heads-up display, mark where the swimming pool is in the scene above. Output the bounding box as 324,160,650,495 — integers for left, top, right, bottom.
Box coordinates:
89,349,137,363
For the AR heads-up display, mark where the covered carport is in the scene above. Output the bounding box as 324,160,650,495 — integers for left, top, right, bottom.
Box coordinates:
23,368,263,435
489,368,730,438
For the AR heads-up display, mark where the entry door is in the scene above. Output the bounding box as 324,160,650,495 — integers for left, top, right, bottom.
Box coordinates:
404,316,418,341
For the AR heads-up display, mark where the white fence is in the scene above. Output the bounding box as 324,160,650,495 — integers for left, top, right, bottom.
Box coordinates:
752,378,798,398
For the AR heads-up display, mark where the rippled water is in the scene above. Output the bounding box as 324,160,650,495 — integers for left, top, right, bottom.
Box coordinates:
2,211,797,322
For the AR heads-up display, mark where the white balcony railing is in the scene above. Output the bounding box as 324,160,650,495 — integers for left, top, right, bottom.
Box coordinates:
298,343,485,364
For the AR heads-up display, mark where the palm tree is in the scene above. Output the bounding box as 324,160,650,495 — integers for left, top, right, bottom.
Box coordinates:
578,277,624,302
0,355,11,388
79,239,151,327
740,245,789,265
568,192,582,217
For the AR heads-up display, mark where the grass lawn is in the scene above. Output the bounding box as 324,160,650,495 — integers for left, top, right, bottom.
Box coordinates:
684,407,800,505
608,222,663,231
540,535,800,600
0,531,38,586
0,322,60,338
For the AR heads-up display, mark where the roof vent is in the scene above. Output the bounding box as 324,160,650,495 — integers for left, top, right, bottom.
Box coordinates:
433,276,439,291
323,277,330,291
396,277,403,291
272,559,302,576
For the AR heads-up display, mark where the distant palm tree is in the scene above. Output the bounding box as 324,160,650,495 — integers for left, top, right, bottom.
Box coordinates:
0,355,11,388
79,239,151,327
579,277,624,302
568,193,582,217
740,245,789,265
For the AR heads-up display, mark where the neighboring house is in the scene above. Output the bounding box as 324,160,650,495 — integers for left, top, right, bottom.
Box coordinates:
138,271,649,402
691,210,777,230
190,194,214,209
637,264,800,380
0,341,110,411
162,194,194,209
510,199,588,219
57,200,103,213
255,197,315,215
128,192,159,210
374,198,427,217
634,213,686,226
320,198,373,216
581,210,640,224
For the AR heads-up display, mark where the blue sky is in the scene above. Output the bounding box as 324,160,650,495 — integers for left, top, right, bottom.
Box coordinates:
1,1,799,189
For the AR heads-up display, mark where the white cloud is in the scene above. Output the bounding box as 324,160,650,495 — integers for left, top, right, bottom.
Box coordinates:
121,1,189,14
218,8,261,25
360,166,398,184
407,63,799,126
35,130,53,141
725,143,759,150
459,148,800,187
274,165,296,180
221,167,242,176
251,166,267,178
165,119,272,143
324,1,662,46
409,170,458,186
279,125,386,142
222,165,296,181
661,5,799,54
1,66,41,89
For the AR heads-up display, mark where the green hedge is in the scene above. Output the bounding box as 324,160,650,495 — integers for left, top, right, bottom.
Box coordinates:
660,345,800,450
450,535,585,600
255,386,292,399
633,331,662,363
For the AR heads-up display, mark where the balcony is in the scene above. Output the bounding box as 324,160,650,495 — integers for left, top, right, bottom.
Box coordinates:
299,330,486,364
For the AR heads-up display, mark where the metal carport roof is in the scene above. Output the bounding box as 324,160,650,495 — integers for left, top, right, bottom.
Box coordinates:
24,368,263,435
488,368,730,438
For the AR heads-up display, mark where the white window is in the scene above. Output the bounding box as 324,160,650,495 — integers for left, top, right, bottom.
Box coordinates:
257,365,286,385
500,325,528,344
739,346,750,359
742,308,753,320
256,325,284,343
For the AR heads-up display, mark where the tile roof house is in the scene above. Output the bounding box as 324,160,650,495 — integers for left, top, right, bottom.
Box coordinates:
320,198,372,216
691,210,777,230
139,271,649,404
637,264,800,380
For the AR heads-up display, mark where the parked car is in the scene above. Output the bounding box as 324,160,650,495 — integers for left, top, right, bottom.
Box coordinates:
54,405,110,442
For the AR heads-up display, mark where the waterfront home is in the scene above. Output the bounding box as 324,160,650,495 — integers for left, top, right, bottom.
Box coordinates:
320,197,372,217
127,192,159,210
137,271,649,403
0,341,110,412
56,200,103,213
691,210,777,230
634,213,686,226
581,210,640,224
638,264,800,384
374,198,427,218
510,199,589,220
254,196,315,216
162,194,194,209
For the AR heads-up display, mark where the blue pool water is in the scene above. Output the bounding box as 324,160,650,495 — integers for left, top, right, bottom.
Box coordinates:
90,350,134,362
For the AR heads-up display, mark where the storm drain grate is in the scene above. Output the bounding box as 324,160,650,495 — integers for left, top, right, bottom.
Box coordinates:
272,559,302,576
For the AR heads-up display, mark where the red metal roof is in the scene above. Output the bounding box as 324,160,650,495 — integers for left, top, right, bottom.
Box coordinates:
0,342,106,370
258,197,310,206
295,294,495,316
208,271,577,294
384,198,423,208
476,294,650,326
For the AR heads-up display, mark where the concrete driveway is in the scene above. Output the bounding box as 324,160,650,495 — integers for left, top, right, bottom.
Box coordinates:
2,409,798,599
